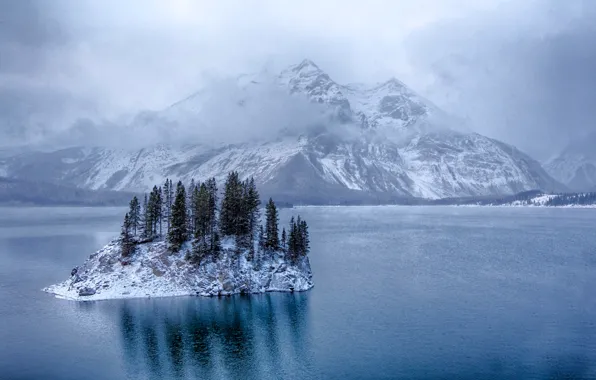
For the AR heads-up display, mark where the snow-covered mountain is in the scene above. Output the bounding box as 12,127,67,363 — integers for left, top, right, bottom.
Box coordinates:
545,132,596,191
0,59,563,202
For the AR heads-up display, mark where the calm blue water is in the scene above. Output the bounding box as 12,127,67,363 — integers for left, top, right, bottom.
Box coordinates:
1,206,596,379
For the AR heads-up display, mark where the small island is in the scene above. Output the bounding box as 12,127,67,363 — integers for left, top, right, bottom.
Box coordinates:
44,172,313,301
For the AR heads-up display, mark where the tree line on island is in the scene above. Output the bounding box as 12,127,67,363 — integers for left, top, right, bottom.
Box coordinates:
120,171,310,264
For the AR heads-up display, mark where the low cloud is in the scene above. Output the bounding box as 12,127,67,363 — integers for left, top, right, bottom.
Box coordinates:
406,0,596,159
3,0,595,160
45,75,338,149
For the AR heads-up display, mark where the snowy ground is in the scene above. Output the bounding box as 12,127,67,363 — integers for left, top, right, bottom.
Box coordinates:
500,194,596,208
43,238,313,301
507,194,557,207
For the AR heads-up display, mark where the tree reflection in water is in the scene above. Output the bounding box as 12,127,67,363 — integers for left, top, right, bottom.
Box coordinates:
117,293,311,380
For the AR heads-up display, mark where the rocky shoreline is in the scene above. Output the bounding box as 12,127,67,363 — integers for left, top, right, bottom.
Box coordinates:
43,238,313,301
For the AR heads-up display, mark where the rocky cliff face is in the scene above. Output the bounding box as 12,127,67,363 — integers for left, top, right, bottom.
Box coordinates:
43,239,313,301
1,59,564,201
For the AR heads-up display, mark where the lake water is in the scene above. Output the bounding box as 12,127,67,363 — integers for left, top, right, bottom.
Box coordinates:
1,206,596,379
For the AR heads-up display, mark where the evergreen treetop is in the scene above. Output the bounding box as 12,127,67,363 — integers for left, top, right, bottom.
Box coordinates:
168,181,188,252
128,196,141,236
264,198,280,251
120,212,135,257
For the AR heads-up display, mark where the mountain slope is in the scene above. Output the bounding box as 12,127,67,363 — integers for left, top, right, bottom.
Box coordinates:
0,132,562,201
0,60,564,202
545,132,596,191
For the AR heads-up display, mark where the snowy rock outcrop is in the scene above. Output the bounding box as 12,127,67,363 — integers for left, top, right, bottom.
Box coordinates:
44,239,313,301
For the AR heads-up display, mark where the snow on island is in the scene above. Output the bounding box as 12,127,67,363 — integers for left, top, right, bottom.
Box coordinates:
44,173,314,301
43,238,313,301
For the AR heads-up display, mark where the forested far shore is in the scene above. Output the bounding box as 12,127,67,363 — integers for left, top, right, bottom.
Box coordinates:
119,171,310,265
0,177,135,206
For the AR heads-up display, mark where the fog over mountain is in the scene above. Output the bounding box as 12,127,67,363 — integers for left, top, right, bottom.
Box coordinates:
0,59,564,203
405,0,596,160
1,1,595,202
2,0,595,159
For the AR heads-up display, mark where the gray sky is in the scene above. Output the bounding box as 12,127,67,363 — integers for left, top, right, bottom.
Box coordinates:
1,0,595,159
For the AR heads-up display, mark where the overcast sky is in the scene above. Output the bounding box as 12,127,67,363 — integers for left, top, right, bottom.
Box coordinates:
1,0,595,159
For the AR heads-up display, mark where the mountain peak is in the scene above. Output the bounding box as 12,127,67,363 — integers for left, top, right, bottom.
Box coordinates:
291,59,322,74
278,58,335,90
385,77,405,86
374,77,408,91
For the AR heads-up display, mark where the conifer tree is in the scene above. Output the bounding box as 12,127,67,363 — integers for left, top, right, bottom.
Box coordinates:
211,231,221,259
232,178,257,252
189,179,220,262
187,178,196,232
295,215,303,257
156,186,163,236
120,213,135,257
258,224,265,252
128,196,141,236
141,193,150,237
264,198,279,251
168,181,187,252
245,177,260,257
191,233,209,264
286,215,310,261
220,171,243,237
281,227,287,251
287,216,297,260
163,178,174,232
150,185,162,236
299,217,310,255
206,177,218,250
190,184,200,238
193,183,210,240
144,187,157,237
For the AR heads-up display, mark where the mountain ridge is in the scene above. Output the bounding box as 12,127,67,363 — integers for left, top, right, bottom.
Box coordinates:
0,59,565,201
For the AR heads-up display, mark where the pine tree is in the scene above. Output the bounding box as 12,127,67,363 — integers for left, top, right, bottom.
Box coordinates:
299,218,310,255
245,177,260,259
211,231,221,259
264,198,279,251
220,171,243,237
163,178,174,233
191,234,209,264
193,183,210,240
144,187,159,237
281,227,287,251
128,196,141,236
190,184,200,238
206,178,218,251
286,215,310,262
150,186,161,236
189,178,220,263
233,179,252,251
258,224,265,252
187,178,196,233
156,186,163,236
295,215,305,258
168,181,188,252
287,216,297,261
141,193,150,238
120,213,135,257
